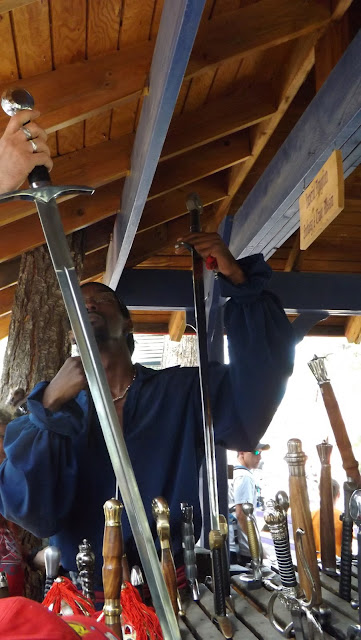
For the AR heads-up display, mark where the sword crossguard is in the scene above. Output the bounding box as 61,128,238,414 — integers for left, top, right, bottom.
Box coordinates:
350,490,361,526
0,185,94,205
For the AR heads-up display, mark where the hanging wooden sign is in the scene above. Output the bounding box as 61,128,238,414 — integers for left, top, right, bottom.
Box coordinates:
299,150,344,250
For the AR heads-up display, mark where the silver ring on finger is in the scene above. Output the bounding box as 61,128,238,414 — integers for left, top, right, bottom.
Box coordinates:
29,139,37,153
21,126,32,141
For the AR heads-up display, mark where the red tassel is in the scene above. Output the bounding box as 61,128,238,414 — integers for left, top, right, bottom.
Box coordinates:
42,576,96,616
121,582,163,640
96,582,163,640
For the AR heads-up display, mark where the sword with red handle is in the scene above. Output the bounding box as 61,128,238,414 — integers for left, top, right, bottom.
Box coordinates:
0,88,180,640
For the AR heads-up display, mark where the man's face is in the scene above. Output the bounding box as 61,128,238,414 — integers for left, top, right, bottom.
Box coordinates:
243,450,262,470
80,283,131,342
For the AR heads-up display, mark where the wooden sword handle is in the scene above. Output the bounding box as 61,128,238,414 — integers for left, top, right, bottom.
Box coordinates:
152,496,179,618
285,439,322,605
317,441,336,574
102,498,123,639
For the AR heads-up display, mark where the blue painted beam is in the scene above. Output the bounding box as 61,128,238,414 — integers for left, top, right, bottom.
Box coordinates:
117,268,361,315
108,0,206,289
229,29,361,261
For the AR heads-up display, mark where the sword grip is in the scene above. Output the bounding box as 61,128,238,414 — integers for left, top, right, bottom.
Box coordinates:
28,165,51,188
102,499,123,639
209,532,227,618
181,503,199,599
285,439,322,605
152,497,179,618
317,441,336,574
264,500,298,590
339,515,353,600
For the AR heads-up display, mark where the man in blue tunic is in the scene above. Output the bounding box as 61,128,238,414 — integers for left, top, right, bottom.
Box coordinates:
0,111,296,589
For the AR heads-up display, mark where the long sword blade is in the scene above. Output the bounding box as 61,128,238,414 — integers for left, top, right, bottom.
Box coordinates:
187,196,232,638
35,197,180,640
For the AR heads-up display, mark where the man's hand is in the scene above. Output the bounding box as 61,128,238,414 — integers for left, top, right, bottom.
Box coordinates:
175,232,245,285
42,357,87,412
0,110,53,194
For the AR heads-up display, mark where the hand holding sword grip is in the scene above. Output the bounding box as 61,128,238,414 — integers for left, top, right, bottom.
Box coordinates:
102,499,123,638
1,88,52,187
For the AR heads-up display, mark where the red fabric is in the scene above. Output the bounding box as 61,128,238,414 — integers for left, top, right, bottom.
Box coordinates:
0,596,120,639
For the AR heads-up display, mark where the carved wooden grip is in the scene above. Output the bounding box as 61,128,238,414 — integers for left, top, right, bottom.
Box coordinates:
102,498,123,638
152,496,179,618
285,439,322,605
320,383,360,485
317,441,336,573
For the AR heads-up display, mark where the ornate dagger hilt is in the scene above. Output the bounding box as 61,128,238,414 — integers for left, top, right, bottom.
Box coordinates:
76,539,95,603
152,496,180,619
264,499,299,597
316,440,337,575
0,88,94,202
238,502,262,590
264,499,324,640
102,498,123,639
44,546,61,597
180,502,200,601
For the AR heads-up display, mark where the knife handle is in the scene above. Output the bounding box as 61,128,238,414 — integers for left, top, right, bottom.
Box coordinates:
102,498,123,638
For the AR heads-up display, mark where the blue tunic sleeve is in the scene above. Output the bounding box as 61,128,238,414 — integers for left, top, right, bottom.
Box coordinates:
210,254,295,451
0,382,87,537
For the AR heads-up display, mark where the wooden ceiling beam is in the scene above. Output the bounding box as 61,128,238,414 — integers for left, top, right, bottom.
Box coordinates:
188,0,331,77
162,88,275,159
0,91,264,228
0,173,225,267
0,2,321,137
0,0,34,12
150,132,250,199
0,44,153,135
210,32,318,229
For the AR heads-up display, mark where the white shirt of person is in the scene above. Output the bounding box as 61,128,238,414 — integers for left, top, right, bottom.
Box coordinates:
228,465,257,557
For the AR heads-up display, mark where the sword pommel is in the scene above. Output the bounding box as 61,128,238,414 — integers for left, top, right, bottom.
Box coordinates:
275,490,290,513
1,88,34,115
103,498,122,527
285,439,307,476
317,440,333,465
186,192,203,214
350,490,361,526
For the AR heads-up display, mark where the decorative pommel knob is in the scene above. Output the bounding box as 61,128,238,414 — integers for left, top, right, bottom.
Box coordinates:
285,439,307,475
350,489,361,526
1,88,34,115
241,502,254,517
103,498,122,527
264,500,285,527
44,546,61,578
152,496,170,543
308,355,329,385
186,192,203,212
275,491,289,513
316,440,333,465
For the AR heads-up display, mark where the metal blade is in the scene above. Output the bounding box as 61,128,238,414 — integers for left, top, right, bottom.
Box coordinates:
34,197,180,640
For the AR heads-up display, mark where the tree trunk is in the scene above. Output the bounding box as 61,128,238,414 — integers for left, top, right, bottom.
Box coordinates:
0,232,84,601
161,334,198,368
0,233,84,403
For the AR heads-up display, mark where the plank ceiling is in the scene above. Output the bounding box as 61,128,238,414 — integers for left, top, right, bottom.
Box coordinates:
0,0,360,341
